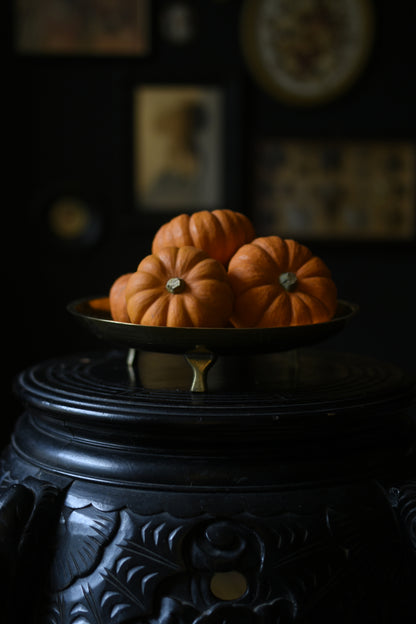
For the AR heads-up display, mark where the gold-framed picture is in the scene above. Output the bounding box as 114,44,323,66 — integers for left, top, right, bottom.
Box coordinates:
240,0,374,106
133,84,224,212
14,0,151,56
255,139,415,241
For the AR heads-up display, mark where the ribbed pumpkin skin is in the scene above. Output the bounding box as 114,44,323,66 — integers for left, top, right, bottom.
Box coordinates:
228,236,337,328
109,273,133,323
151,209,255,266
125,246,234,327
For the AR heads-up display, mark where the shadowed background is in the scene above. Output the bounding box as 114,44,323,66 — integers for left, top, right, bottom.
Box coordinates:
3,0,415,449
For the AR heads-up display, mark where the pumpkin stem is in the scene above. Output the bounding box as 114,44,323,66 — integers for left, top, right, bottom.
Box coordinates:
166,277,185,294
279,271,298,291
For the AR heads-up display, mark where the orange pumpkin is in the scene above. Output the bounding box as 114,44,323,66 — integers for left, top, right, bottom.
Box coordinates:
151,209,255,266
109,273,133,323
228,236,337,328
89,297,111,313
125,246,234,327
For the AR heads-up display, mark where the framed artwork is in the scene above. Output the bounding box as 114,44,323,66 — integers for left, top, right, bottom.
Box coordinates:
159,1,197,46
14,0,151,56
133,84,224,212
254,139,415,241
240,0,374,106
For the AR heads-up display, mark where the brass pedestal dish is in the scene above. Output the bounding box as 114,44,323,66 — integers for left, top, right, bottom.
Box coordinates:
68,298,358,392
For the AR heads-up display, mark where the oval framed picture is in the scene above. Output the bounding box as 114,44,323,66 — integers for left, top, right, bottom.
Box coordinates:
240,0,374,106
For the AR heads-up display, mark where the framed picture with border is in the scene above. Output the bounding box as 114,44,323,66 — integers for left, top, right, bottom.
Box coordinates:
240,0,374,107
133,83,227,214
14,0,151,56
254,138,416,242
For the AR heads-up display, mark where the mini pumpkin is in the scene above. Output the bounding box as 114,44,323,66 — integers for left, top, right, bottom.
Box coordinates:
89,297,111,314
228,236,337,328
125,246,234,327
109,273,133,323
151,209,255,266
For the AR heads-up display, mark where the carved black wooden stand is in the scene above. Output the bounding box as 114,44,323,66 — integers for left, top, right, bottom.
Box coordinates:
1,349,415,623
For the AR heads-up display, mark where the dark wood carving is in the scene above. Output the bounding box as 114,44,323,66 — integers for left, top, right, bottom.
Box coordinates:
1,350,415,622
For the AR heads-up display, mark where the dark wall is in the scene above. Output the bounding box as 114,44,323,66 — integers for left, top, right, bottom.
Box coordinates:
4,0,416,448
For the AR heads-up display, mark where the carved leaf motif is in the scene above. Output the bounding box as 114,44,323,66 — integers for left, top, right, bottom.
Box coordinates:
395,481,416,552
261,510,354,617
70,603,89,616
49,505,119,592
145,595,295,624
98,513,185,620
41,592,66,624
110,602,131,619
78,583,106,624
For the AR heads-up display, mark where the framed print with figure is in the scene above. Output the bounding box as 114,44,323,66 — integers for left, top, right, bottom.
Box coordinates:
133,84,224,213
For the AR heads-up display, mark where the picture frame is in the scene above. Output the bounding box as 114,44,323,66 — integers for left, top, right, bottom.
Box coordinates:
254,138,416,242
240,0,374,107
133,83,226,213
14,0,151,56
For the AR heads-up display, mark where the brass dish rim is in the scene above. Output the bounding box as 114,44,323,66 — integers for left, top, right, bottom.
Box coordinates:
67,297,358,356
